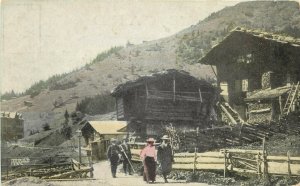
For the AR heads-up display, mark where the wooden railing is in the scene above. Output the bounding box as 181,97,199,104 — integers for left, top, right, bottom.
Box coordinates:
131,149,300,177
1,156,93,181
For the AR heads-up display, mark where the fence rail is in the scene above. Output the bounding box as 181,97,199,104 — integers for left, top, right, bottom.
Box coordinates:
131,148,300,177
1,156,93,181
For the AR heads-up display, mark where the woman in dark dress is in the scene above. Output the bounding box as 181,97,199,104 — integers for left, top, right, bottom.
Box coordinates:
157,135,173,183
140,138,156,183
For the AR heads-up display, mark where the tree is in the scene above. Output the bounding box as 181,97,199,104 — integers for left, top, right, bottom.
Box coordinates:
43,123,51,131
64,109,69,122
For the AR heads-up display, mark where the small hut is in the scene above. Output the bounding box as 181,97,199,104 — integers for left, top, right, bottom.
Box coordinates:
81,121,127,160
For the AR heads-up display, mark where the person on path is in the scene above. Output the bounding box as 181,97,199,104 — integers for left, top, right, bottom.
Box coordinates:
157,135,173,183
107,138,121,178
120,137,132,175
140,138,157,183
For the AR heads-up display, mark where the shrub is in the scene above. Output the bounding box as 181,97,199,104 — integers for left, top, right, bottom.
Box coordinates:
42,123,51,131
61,125,72,139
29,129,39,136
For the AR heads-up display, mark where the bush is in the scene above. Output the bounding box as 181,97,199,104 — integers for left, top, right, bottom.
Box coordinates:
90,46,123,64
42,123,51,131
29,129,40,136
70,111,84,125
1,90,22,100
30,90,40,98
60,125,72,139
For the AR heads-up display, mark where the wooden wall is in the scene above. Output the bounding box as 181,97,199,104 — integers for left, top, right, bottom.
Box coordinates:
1,117,24,141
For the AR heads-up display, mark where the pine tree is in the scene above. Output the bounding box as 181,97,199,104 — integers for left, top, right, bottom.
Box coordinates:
64,109,69,121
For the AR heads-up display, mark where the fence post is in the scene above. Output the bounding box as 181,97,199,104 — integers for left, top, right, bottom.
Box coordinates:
6,158,9,180
287,151,291,177
224,149,227,178
262,137,269,182
88,156,94,178
183,129,186,151
256,152,261,178
193,147,197,174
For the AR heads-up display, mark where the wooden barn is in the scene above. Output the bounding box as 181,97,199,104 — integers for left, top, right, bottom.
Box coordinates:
81,121,127,160
200,27,300,124
1,112,24,142
111,69,217,138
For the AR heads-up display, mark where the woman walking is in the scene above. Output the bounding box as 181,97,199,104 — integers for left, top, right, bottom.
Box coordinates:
157,135,173,183
140,138,156,184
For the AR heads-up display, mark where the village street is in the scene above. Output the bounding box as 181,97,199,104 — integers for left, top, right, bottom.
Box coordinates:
49,161,212,186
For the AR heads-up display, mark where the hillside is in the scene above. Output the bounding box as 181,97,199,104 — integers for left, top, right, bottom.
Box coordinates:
1,1,300,134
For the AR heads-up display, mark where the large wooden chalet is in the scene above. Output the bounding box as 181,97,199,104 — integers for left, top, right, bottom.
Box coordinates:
111,69,217,137
200,27,300,124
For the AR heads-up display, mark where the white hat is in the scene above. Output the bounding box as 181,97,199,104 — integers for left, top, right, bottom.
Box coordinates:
146,138,155,142
161,135,170,140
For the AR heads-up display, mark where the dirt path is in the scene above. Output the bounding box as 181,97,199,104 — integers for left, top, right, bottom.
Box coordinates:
48,161,212,186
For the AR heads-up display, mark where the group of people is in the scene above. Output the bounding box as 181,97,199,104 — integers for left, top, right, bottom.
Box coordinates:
106,135,173,184
106,137,133,178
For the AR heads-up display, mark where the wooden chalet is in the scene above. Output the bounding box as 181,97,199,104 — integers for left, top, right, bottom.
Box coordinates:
1,112,24,142
200,27,300,124
111,69,217,137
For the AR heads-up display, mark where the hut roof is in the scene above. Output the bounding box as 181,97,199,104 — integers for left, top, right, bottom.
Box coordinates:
88,121,127,135
111,69,213,96
199,27,300,65
244,86,291,102
0,111,23,119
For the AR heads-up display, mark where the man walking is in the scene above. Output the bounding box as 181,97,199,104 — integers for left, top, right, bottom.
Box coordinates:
107,138,121,178
157,135,173,183
120,137,132,175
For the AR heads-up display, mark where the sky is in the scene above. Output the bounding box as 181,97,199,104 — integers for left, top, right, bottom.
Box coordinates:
1,0,254,93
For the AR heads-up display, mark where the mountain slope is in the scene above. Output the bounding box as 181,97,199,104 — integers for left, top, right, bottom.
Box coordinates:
1,1,299,133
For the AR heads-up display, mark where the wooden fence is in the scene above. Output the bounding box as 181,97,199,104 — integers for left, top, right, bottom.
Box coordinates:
1,156,93,181
131,148,300,177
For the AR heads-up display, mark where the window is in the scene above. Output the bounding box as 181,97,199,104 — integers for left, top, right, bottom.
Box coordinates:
242,79,248,92
220,82,228,96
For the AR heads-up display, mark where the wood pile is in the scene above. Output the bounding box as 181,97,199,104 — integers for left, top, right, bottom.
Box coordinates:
177,123,280,153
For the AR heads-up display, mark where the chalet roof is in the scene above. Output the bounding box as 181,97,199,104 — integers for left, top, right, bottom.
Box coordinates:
111,69,213,96
88,121,127,135
233,27,300,46
244,86,291,102
199,27,300,65
0,111,23,119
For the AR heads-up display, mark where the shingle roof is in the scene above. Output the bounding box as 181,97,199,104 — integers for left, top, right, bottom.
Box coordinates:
233,27,300,47
111,69,213,96
0,111,23,119
88,121,127,134
199,27,300,65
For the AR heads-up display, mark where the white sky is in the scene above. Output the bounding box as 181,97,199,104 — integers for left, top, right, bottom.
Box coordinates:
1,0,251,93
